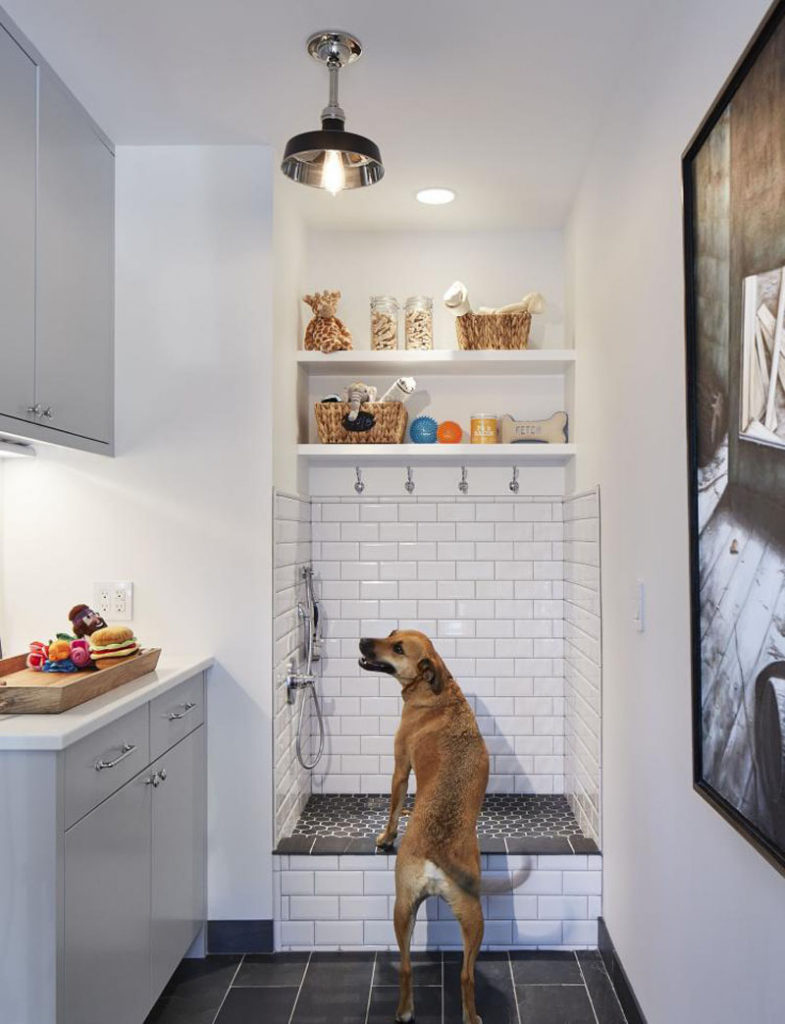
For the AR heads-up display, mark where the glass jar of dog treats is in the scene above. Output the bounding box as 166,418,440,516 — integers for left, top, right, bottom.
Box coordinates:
404,295,434,350
370,295,399,350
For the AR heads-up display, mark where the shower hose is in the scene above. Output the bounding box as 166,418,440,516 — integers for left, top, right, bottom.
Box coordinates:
295,568,326,770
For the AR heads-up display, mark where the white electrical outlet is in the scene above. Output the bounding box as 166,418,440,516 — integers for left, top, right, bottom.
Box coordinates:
93,581,134,622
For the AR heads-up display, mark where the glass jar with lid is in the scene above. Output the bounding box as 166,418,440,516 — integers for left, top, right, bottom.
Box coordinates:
404,295,434,350
370,295,399,350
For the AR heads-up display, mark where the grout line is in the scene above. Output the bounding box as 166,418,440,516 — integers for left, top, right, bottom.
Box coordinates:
441,951,445,1024
363,953,377,1024
508,951,523,1024
287,951,312,1024
574,951,602,1024
210,956,245,1024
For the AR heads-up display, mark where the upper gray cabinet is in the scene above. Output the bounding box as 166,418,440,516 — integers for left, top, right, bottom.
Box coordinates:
0,27,36,422
37,69,114,445
0,14,114,454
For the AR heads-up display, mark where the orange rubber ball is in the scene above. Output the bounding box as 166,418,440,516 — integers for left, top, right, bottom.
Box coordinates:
437,421,463,444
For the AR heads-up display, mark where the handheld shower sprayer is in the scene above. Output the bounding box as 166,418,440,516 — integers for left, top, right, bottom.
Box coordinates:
286,565,325,769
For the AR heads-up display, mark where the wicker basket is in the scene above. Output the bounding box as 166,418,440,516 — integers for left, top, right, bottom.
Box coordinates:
455,311,532,350
314,402,408,444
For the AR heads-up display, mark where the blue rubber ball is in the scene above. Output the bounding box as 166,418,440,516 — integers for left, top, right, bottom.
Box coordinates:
410,416,438,444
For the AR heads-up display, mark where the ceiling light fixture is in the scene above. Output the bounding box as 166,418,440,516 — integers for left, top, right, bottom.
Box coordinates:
0,437,35,459
416,188,456,205
281,31,384,196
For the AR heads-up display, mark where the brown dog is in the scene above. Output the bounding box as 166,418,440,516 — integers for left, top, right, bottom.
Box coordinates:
359,630,489,1024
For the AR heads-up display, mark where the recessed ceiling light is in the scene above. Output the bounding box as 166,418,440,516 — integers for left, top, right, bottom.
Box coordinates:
416,188,456,205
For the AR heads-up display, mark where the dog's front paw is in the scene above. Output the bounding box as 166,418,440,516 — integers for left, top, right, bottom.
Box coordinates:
376,831,396,848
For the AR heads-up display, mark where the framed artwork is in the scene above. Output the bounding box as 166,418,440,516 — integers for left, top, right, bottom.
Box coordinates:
684,0,785,875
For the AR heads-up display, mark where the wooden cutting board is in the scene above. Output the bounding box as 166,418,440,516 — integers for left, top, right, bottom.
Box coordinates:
0,648,162,714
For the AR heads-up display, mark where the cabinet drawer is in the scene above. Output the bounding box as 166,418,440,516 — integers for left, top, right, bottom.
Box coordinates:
149,675,204,760
64,704,149,829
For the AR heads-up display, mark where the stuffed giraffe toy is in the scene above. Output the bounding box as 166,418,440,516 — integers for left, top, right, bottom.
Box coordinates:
302,290,353,353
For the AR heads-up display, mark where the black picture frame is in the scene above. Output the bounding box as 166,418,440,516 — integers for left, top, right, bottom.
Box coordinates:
683,0,785,876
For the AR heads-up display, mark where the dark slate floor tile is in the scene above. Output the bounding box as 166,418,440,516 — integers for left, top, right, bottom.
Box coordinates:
234,952,310,988
510,951,582,985
516,984,596,1024
480,836,508,853
374,951,442,987
444,952,517,1024
292,951,375,1023
570,837,600,854
145,956,241,1022
506,837,572,855
276,836,315,854
311,836,350,854
346,837,377,854
215,986,299,1024
577,951,627,1024
367,985,441,1024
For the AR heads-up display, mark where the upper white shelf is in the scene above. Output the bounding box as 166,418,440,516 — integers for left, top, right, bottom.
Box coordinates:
296,349,576,376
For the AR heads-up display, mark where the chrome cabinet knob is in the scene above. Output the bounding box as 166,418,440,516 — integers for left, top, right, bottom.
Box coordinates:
159,768,167,782
42,407,53,419
146,772,161,787
27,404,42,417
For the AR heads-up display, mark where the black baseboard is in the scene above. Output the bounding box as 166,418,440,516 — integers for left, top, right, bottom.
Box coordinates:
207,919,274,954
598,917,647,1024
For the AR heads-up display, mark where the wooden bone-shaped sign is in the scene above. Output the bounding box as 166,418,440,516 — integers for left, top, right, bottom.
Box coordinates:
500,411,568,444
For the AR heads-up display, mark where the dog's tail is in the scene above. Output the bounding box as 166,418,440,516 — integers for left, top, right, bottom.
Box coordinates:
437,857,481,897
438,858,532,897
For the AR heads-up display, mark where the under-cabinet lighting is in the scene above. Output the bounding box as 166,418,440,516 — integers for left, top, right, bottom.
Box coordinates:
0,437,36,459
416,188,456,205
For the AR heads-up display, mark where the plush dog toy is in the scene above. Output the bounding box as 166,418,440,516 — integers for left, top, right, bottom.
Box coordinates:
303,290,353,353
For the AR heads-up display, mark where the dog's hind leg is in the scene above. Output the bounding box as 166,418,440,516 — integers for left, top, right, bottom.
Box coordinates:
392,892,421,1023
449,888,484,1024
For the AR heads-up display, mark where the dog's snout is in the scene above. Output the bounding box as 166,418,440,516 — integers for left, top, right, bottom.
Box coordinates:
359,638,375,656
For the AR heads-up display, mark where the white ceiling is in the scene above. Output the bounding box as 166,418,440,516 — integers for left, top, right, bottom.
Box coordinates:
3,0,649,230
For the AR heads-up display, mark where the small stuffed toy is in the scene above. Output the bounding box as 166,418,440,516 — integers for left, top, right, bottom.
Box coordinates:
344,382,378,422
68,604,108,638
70,638,92,669
27,641,49,671
303,290,353,353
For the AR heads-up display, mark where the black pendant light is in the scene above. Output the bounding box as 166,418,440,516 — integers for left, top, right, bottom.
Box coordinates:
281,31,384,195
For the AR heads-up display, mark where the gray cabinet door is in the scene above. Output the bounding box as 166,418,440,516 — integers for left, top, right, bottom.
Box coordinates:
150,727,206,1001
37,68,114,444
64,770,151,1024
0,27,36,422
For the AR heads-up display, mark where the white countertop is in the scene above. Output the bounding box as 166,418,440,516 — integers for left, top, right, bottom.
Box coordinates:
0,655,214,751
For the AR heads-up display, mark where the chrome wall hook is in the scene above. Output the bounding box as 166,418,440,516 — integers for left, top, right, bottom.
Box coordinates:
509,466,520,493
405,466,415,494
354,466,365,494
458,466,469,494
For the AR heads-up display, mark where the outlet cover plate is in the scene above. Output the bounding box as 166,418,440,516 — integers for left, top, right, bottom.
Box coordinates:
93,581,134,622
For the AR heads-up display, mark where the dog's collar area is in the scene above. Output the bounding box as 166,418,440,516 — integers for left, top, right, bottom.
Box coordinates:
358,657,397,675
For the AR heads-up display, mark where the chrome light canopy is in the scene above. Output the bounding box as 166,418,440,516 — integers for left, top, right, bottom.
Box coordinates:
281,31,384,195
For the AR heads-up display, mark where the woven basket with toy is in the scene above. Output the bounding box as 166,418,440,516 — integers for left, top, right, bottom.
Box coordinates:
444,282,546,351
314,378,414,444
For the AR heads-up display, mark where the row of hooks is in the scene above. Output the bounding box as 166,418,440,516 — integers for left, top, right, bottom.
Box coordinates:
354,464,521,495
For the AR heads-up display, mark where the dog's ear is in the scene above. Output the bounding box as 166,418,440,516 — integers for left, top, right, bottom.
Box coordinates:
418,657,443,694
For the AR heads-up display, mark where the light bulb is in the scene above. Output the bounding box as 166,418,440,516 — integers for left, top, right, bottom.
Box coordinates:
322,150,346,195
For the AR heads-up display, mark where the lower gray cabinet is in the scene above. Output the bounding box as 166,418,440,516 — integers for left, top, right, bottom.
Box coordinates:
64,771,152,1024
151,727,206,1000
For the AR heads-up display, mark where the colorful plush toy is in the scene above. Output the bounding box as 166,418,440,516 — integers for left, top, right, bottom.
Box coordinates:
70,638,92,669
303,290,353,353
27,641,49,671
68,604,108,638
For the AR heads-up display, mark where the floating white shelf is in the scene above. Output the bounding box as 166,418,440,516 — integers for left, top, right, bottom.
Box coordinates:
296,349,576,376
298,443,576,466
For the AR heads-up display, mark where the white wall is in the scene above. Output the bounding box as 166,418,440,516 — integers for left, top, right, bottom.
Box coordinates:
0,146,275,923
305,229,567,351
567,1,785,1021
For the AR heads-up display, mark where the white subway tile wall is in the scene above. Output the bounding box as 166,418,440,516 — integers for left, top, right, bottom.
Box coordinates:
563,489,602,844
311,497,566,797
274,492,313,843
273,853,602,951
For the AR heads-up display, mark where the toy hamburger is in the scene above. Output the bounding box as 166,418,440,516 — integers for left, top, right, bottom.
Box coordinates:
89,626,140,668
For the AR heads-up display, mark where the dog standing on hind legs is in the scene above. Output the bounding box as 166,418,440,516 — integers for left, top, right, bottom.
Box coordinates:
359,630,489,1024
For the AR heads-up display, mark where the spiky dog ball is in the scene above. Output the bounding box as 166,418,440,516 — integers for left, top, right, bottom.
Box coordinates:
409,416,438,444
437,420,462,443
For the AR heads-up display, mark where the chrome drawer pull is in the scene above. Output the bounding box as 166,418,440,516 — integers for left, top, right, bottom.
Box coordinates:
168,701,197,721
95,742,136,771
